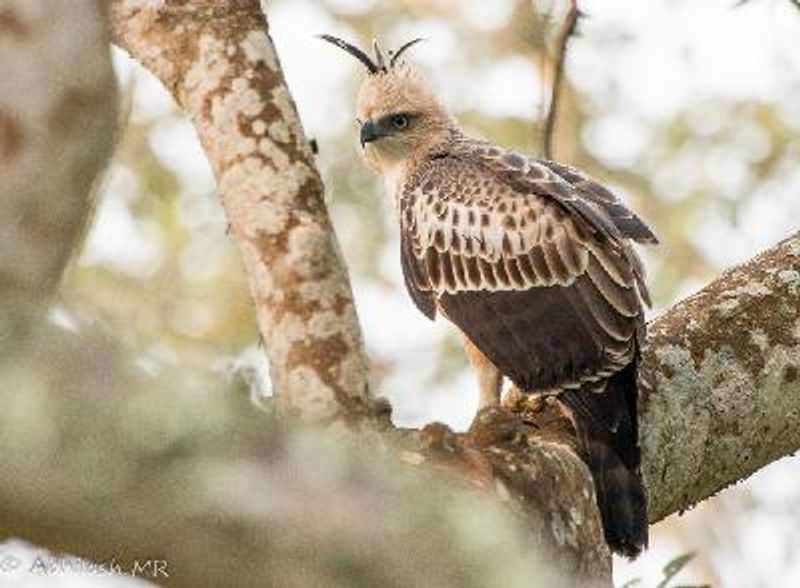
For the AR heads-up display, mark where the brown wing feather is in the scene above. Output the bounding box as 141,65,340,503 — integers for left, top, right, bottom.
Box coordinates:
402,160,592,293
398,143,652,389
400,233,435,320
538,159,659,245
396,139,656,557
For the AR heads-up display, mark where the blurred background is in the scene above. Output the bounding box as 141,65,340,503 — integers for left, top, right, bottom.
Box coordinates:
6,0,799,586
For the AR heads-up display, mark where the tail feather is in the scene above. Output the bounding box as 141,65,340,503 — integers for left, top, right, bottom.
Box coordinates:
560,361,648,557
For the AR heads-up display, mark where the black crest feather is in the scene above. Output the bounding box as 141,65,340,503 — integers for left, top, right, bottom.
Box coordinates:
318,34,378,74
318,34,426,74
390,38,426,67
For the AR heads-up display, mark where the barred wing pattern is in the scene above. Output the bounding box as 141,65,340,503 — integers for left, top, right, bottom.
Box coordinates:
397,139,657,555
399,139,654,393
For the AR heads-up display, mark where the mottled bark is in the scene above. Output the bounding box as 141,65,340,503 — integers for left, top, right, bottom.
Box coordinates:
0,321,559,588
397,406,612,584
104,3,612,581
4,229,798,586
0,0,117,345
109,0,372,422
640,232,800,521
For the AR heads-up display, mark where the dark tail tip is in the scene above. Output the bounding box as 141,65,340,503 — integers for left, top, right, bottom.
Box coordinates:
583,437,648,557
560,364,649,557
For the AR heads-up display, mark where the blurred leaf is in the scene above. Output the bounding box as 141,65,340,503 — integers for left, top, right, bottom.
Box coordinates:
735,0,800,10
656,552,705,588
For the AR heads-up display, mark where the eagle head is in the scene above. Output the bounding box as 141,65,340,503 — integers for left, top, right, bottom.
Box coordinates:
319,35,455,175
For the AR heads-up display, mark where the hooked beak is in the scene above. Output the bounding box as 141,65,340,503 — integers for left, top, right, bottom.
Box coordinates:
359,120,381,147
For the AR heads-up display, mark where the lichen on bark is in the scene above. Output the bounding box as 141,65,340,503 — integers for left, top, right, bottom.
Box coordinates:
110,0,372,422
640,232,800,521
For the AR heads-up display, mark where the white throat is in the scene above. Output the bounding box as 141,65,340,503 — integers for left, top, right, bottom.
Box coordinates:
382,159,408,207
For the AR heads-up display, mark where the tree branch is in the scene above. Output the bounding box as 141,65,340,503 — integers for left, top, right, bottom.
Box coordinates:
639,231,800,521
0,0,117,344
0,320,565,588
109,0,374,423
507,230,800,526
542,0,579,160
3,233,797,587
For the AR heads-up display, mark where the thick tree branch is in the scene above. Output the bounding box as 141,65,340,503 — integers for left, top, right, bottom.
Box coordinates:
639,231,800,521
3,234,797,587
0,0,117,344
110,0,373,423
0,319,568,588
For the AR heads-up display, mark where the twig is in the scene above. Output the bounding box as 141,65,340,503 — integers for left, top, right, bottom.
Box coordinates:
543,0,580,160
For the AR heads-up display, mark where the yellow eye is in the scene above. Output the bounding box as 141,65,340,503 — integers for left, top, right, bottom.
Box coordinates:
391,114,410,130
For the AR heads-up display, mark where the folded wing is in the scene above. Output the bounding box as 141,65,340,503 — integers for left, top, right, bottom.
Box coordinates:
397,142,657,556
398,143,653,392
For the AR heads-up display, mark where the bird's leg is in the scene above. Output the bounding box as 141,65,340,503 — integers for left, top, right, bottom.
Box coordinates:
462,336,503,409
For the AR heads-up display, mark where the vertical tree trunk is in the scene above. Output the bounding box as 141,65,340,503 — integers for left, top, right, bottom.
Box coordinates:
0,0,117,344
111,0,373,422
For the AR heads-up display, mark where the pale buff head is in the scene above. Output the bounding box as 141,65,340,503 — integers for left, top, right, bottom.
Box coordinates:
319,36,456,174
